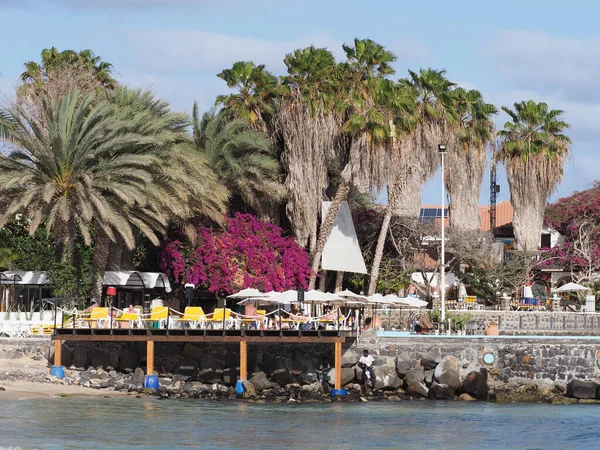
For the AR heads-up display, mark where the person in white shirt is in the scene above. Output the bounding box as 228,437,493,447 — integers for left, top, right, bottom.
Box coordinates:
358,349,375,388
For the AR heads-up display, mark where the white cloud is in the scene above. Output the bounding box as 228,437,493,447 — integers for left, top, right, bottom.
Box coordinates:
487,30,600,103
123,29,344,75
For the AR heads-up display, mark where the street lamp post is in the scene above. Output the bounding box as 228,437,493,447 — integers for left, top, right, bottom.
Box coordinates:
438,144,447,328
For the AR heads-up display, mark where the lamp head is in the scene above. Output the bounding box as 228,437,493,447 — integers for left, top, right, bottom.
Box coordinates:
438,144,447,153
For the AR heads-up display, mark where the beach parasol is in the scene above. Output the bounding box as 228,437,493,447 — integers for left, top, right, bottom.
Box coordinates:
227,288,267,299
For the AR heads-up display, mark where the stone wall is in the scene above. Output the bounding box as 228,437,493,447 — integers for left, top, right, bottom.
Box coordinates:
352,332,600,383
375,309,600,335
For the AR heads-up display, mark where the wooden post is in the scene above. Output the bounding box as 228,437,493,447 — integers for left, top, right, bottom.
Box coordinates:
334,341,342,390
240,340,247,381
147,340,154,375
54,340,62,366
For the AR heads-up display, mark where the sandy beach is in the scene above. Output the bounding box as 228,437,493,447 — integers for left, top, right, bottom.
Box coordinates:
0,380,128,400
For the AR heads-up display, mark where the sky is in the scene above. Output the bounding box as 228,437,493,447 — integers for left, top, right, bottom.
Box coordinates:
0,0,598,206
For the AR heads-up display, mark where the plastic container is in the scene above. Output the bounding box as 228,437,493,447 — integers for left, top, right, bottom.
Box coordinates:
50,365,65,379
235,380,245,395
144,374,159,390
330,389,348,398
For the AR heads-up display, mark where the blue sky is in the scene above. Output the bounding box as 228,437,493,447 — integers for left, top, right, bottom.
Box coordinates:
1,0,597,206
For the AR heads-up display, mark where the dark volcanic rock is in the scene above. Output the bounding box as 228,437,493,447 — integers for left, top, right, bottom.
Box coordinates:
72,346,89,369
175,357,199,379
90,348,110,370
249,372,272,392
198,356,223,383
428,382,455,400
374,365,402,390
182,344,203,361
461,369,489,401
420,358,438,371
119,346,139,372
132,367,145,385
566,379,598,399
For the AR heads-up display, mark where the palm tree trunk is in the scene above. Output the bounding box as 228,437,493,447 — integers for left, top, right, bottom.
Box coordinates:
367,182,404,295
54,218,76,264
319,270,327,291
335,271,344,292
120,246,135,270
107,236,124,271
308,180,351,290
91,229,111,304
445,145,486,231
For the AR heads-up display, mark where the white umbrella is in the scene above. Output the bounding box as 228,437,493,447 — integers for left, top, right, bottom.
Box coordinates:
270,290,299,305
552,282,591,293
227,288,267,299
337,289,369,302
303,290,333,302
367,293,394,305
237,297,279,306
396,297,428,308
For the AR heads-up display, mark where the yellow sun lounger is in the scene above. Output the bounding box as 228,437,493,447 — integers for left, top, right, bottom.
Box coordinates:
178,306,206,329
140,306,168,329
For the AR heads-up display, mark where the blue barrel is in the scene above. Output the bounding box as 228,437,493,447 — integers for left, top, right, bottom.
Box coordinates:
144,374,159,390
50,365,65,379
330,389,348,398
235,380,245,395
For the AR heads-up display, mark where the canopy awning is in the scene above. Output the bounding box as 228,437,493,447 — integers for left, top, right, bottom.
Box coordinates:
103,271,171,292
1,271,45,285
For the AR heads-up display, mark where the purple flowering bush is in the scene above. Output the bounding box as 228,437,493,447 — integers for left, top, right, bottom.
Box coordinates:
160,213,310,295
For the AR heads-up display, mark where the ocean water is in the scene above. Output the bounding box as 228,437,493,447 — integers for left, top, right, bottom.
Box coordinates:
1,397,598,449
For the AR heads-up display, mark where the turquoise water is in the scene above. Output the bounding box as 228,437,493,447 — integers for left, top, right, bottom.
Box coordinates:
1,398,599,449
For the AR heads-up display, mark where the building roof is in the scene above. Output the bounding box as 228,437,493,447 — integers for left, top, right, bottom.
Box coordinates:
479,200,513,231
418,200,513,232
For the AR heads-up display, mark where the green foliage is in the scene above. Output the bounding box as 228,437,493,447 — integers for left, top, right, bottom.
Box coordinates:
429,309,472,331
47,260,90,304
0,217,54,271
460,262,498,300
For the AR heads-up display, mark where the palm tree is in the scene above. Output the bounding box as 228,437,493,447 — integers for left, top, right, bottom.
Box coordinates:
446,88,497,230
395,68,456,217
277,46,341,251
20,47,116,90
216,61,277,132
193,106,285,215
308,38,397,289
86,87,228,301
0,89,227,302
498,100,571,251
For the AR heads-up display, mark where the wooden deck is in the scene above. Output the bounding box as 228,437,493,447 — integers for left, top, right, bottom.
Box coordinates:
52,328,353,343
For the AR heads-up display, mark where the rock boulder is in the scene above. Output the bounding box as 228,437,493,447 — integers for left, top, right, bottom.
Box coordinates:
461,369,489,401
374,365,402,390
434,356,460,390
406,381,429,398
566,379,598,399
249,371,273,392
428,382,455,400
405,366,425,385
119,346,139,372
395,355,416,377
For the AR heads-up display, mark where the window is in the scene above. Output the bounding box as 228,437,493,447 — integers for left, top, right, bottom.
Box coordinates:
540,234,551,249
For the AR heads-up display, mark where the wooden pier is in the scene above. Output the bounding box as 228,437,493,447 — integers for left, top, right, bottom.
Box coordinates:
52,329,354,390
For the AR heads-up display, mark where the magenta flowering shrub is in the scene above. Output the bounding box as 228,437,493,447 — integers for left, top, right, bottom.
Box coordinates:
160,213,310,294
540,182,600,269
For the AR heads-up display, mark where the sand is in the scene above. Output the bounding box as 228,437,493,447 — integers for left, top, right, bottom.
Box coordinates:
0,380,129,400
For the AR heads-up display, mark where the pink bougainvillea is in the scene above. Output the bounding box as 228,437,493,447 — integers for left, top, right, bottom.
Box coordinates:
160,213,310,295
540,182,600,269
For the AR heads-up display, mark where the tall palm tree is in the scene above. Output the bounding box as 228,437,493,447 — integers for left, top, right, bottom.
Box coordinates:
498,100,571,251
193,106,285,215
308,38,397,289
395,68,456,217
20,47,116,91
277,46,341,251
87,87,228,301
446,88,497,230
216,61,277,132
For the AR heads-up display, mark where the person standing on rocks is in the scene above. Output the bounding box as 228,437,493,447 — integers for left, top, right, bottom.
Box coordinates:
358,349,376,390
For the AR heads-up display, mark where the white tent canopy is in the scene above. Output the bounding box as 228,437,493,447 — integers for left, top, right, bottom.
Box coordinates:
270,290,299,305
552,282,591,293
103,271,172,292
1,271,48,285
336,289,368,303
